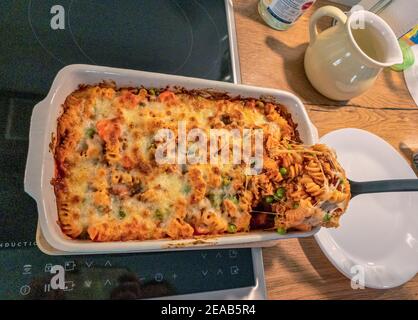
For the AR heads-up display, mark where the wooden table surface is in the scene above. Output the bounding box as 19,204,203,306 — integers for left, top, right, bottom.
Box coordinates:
232,0,418,299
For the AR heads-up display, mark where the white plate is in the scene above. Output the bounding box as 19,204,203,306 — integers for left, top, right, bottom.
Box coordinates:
315,128,418,289
404,45,418,107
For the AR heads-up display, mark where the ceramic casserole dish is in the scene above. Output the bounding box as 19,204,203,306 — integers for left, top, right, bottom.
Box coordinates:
24,64,319,254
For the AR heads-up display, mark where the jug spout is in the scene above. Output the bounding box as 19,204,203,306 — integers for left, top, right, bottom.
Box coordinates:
347,10,403,67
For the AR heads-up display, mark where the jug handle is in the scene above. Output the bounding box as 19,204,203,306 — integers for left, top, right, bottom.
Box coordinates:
309,6,347,45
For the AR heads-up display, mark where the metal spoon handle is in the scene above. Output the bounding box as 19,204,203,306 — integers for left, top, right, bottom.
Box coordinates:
349,179,418,197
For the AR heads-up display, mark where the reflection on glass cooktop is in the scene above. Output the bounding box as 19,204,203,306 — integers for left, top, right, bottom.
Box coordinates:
2,0,233,95
0,0,255,299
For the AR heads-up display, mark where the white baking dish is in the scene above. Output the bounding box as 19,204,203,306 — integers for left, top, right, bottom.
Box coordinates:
24,64,319,254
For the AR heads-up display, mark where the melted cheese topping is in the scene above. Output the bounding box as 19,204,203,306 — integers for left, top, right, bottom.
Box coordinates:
53,84,349,242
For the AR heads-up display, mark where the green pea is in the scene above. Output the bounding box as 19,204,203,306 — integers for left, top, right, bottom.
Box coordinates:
207,193,215,203
208,193,222,208
277,227,287,235
227,223,237,233
222,176,231,187
255,101,264,108
323,212,332,222
149,88,156,96
275,187,286,199
154,209,164,220
293,202,299,209
265,195,275,204
183,184,191,194
80,141,88,151
118,210,126,219
279,167,288,176
228,195,239,205
85,128,96,138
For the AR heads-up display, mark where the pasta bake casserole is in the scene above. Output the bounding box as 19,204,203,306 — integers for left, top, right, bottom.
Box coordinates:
53,83,350,241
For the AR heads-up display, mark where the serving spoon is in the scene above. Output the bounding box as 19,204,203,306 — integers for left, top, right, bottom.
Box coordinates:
348,178,418,198
251,178,418,215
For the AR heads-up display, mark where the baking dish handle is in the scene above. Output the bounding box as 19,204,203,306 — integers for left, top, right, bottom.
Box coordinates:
24,100,49,200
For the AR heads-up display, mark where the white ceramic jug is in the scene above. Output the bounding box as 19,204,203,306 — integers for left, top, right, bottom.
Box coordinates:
304,6,403,101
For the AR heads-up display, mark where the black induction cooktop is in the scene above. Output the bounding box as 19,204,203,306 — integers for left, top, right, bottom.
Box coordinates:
0,0,257,299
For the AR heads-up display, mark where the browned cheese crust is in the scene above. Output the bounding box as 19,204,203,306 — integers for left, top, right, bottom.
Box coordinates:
52,83,350,241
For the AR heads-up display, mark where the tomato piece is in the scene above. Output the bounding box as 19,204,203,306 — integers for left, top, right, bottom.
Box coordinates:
121,155,134,169
119,90,144,109
96,119,121,144
158,90,177,103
